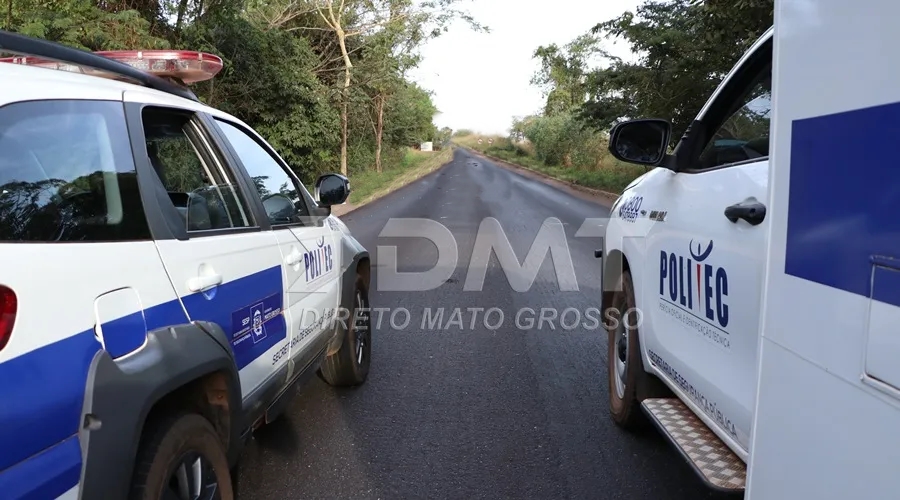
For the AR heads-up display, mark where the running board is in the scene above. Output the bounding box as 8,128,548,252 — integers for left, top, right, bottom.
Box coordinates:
641,398,746,493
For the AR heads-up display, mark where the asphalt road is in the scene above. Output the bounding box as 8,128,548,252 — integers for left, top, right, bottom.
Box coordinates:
235,148,736,500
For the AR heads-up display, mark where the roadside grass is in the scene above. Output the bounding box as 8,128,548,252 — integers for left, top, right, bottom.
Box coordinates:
347,146,454,206
452,134,647,194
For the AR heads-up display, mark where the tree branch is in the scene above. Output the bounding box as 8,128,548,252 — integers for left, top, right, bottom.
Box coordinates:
345,12,409,37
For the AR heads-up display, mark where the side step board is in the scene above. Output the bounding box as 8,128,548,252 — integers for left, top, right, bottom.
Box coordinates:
641,398,747,493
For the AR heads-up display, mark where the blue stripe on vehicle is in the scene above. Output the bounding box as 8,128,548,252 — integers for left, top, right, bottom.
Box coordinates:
0,330,102,474
101,310,150,359
182,265,285,370
785,101,900,306
0,265,285,496
0,436,81,500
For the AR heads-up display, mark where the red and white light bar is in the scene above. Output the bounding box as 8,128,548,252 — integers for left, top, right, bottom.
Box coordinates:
0,49,223,84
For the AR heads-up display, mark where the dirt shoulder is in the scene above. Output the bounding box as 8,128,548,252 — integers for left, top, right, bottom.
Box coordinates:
330,203,357,217
462,148,619,209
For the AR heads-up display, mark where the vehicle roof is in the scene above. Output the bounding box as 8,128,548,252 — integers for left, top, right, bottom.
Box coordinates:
0,61,247,127
0,58,310,193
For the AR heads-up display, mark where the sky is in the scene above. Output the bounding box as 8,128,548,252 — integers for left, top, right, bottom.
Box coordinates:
407,0,642,136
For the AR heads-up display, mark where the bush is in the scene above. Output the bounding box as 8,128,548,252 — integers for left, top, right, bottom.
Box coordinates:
488,136,514,152
523,112,599,168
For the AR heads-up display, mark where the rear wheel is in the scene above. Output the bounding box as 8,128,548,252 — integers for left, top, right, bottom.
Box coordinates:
130,413,233,500
320,275,371,386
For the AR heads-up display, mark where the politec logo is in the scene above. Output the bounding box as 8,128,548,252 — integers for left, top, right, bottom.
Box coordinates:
659,239,729,329
305,236,334,283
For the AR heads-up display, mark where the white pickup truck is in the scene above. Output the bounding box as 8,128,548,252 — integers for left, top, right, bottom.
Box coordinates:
602,1,900,497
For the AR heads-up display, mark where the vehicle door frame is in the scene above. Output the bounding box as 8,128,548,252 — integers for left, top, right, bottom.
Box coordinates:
639,35,774,459
668,33,773,175
198,113,327,230
124,102,297,430
124,103,274,242
199,114,338,386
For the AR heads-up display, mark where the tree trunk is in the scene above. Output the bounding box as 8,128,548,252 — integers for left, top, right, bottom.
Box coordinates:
340,84,349,176
175,0,189,37
336,26,352,177
6,0,12,30
375,94,384,173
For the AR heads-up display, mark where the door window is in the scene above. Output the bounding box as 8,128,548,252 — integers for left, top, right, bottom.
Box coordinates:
142,108,253,232
214,120,311,226
0,100,150,242
697,72,772,170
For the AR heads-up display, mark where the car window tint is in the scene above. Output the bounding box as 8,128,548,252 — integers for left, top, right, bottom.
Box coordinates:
215,119,310,225
142,108,253,232
0,100,150,242
698,72,772,170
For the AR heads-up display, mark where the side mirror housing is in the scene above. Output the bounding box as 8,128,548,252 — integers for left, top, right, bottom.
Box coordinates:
315,173,350,209
261,194,296,224
608,118,672,167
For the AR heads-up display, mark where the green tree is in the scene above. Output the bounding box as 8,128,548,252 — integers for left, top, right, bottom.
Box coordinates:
355,2,420,172
435,126,452,149
5,0,457,184
261,0,484,175
523,112,598,168
579,0,773,142
9,0,167,50
509,115,537,142
181,16,340,181
384,82,438,147
531,34,603,116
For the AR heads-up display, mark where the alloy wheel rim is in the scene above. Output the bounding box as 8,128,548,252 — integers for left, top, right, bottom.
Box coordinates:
614,319,628,400
353,290,369,365
165,451,219,500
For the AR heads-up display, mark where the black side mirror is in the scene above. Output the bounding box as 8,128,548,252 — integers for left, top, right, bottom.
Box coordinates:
261,193,296,224
315,173,350,207
608,119,672,167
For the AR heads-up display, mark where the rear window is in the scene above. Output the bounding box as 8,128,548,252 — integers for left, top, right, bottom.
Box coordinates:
0,100,150,242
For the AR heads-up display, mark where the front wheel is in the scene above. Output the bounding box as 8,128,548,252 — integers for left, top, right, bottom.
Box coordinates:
320,274,371,386
130,413,233,500
607,270,663,429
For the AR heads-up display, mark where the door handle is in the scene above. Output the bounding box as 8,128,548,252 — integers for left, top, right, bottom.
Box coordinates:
285,248,303,266
724,201,767,226
188,273,223,292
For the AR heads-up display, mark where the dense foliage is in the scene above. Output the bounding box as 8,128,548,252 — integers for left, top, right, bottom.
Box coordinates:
579,0,773,143
3,0,473,183
502,0,773,189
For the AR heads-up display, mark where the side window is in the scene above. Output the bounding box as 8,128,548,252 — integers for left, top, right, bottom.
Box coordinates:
0,100,150,242
697,69,772,170
142,108,253,232
214,119,311,225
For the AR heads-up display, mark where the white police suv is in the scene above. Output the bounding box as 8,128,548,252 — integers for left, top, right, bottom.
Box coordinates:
601,28,772,493
0,31,371,499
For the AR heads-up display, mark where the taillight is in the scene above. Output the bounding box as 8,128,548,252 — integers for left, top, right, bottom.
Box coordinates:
0,286,17,351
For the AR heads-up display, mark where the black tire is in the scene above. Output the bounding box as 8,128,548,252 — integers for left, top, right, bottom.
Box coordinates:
130,413,233,500
320,274,371,386
607,270,668,430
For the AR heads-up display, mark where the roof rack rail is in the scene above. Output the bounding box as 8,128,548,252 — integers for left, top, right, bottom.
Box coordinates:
0,30,200,102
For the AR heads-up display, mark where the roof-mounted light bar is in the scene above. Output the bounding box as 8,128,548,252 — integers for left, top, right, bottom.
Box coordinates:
93,50,223,84
0,30,209,102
